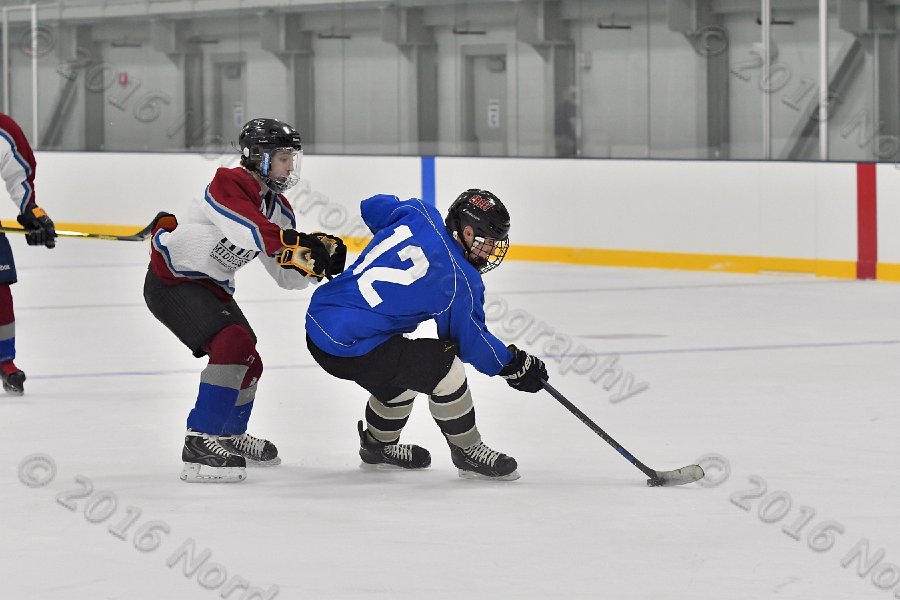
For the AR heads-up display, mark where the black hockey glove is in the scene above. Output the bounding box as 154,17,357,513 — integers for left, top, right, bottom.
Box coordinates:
276,229,331,279
499,345,548,393
312,232,347,279
17,204,57,249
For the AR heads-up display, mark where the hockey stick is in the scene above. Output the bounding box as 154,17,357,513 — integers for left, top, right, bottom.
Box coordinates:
541,380,704,487
0,212,165,242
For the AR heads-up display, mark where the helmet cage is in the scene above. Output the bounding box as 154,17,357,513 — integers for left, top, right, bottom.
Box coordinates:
468,235,509,274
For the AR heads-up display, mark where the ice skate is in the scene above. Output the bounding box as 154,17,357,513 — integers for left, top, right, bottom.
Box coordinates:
358,421,431,470
180,431,246,483
1,366,25,395
450,440,520,481
219,432,281,467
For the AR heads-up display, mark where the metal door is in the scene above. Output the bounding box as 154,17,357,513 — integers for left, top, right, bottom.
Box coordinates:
465,53,507,156
213,59,245,145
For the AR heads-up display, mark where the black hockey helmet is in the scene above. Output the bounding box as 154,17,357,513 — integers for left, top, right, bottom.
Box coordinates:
238,118,302,193
445,188,510,274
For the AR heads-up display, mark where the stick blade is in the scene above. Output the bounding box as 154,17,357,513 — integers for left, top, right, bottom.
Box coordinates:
646,464,705,487
125,212,169,241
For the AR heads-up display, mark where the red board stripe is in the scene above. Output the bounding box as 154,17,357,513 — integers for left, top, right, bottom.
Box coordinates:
857,163,877,280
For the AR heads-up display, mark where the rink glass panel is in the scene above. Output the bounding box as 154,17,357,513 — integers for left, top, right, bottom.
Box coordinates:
0,0,894,162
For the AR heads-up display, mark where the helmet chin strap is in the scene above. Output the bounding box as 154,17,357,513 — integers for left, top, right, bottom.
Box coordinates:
452,229,471,253
248,167,283,194
453,230,487,269
264,172,298,193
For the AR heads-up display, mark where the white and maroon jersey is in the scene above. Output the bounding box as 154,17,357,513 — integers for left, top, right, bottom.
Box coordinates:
0,113,37,213
150,166,311,299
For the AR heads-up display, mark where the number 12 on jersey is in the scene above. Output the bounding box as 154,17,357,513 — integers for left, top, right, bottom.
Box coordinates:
353,225,430,307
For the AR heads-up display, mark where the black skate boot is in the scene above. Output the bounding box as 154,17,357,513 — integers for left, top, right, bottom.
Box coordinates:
358,421,431,470
1,368,25,395
450,440,520,481
219,433,281,467
180,431,246,483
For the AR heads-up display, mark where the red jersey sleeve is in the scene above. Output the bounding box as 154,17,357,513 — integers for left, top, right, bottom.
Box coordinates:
203,167,284,255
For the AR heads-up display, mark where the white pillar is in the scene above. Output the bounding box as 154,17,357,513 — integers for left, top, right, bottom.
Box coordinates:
762,0,771,159
30,3,38,147
819,0,828,160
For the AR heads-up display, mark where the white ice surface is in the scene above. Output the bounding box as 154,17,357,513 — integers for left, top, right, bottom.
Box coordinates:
1,236,898,600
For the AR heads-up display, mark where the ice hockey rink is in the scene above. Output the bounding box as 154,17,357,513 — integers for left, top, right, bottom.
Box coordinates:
2,236,898,600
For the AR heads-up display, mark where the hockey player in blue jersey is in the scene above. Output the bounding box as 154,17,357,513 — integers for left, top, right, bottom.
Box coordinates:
306,189,548,480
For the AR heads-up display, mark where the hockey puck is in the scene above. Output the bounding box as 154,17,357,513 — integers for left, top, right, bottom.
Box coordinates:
646,478,662,487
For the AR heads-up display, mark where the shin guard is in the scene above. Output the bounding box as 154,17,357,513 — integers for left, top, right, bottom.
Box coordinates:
187,324,261,435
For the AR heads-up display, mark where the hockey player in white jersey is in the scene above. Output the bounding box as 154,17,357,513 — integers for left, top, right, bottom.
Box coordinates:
0,113,57,395
144,118,346,482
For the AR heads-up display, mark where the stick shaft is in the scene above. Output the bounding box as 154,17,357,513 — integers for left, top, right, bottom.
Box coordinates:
0,214,162,242
0,226,134,240
542,380,658,479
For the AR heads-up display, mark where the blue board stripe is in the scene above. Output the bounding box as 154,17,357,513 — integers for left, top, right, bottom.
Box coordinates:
421,156,435,206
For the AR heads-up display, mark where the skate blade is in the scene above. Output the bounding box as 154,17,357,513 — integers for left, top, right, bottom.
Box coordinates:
180,463,246,483
457,468,521,481
245,457,282,468
359,461,426,471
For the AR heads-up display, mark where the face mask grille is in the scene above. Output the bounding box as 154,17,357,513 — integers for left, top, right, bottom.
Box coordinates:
469,236,509,274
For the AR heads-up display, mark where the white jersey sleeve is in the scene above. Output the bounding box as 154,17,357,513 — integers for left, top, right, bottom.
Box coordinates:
258,194,311,290
0,126,35,212
258,252,313,290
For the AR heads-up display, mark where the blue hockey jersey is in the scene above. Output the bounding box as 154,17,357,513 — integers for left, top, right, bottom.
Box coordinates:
306,194,514,376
